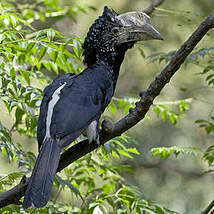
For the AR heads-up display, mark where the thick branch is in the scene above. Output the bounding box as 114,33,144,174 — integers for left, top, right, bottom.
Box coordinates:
1,12,214,210
0,176,28,207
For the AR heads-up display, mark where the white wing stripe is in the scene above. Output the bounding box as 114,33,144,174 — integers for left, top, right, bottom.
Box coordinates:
45,83,67,138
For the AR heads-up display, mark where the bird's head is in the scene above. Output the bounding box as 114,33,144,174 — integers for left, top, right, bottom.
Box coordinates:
83,6,163,68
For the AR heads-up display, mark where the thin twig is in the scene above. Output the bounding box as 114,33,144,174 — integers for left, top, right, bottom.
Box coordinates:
10,122,17,132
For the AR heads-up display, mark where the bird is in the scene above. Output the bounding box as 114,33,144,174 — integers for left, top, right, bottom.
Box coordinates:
23,6,163,209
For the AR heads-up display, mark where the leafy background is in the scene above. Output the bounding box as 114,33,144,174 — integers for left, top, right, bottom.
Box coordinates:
0,0,214,213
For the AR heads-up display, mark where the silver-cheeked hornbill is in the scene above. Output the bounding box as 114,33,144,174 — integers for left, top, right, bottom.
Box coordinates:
23,6,163,209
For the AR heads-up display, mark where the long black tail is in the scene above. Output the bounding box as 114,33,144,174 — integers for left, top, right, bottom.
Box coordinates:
23,137,61,209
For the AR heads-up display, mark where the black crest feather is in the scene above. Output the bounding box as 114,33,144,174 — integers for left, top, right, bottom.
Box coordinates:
82,6,119,67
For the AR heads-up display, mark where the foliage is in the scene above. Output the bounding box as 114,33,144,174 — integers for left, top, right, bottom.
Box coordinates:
153,99,191,124
110,97,191,125
145,43,214,181
151,146,202,159
0,1,178,213
203,145,214,166
195,118,214,134
141,6,214,172
1,1,214,214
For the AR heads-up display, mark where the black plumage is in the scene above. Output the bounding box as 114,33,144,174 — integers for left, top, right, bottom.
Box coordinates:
23,6,162,209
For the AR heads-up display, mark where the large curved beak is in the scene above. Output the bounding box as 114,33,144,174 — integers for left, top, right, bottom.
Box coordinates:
115,11,163,43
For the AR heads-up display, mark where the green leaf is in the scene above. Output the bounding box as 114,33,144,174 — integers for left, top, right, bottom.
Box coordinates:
38,46,47,61
195,119,208,123
2,147,8,156
15,107,25,124
73,38,81,58
153,106,161,116
10,68,16,79
89,202,99,209
8,171,24,181
50,50,58,62
0,56,4,66
26,42,35,52
127,148,140,155
56,175,83,200
169,114,177,124
206,74,214,81
13,152,18,164
161,110,168,121
0,33,6,43
19,69,30,85
47,29,55,42
17,17,35,30
203,145,214,165
202,66,214,74
180,87,187,92
9,15,17,27
118,150,133,159
151,146,202,159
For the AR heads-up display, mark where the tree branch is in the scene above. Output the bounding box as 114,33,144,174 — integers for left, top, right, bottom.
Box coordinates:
143,0,165,15
123,162,203,178
0,176,28,207
9,1,66,31
202,200,214,214
1,10,214,210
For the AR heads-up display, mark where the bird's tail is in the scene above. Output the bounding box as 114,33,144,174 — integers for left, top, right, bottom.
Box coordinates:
23,137,62,209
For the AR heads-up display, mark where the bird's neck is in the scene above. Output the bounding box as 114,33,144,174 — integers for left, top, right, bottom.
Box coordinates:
100,44,129,80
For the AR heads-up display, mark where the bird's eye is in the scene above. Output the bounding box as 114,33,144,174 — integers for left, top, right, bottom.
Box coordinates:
111,27,119,34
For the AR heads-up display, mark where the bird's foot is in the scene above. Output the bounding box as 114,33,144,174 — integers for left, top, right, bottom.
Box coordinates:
101,119,114,134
